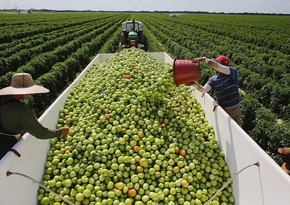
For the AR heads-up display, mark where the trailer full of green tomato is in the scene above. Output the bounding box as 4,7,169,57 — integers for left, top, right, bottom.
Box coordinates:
38,48,235,205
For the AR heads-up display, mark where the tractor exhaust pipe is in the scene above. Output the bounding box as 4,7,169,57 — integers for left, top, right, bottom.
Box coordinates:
132,18,135,31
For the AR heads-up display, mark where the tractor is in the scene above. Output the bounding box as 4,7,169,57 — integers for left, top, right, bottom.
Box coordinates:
120,19,146,50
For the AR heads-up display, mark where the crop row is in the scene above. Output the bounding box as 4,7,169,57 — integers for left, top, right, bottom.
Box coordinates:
0,13,119,43
1,23,102,75
0,23,90,58
179,14,290,55
0,14,125,75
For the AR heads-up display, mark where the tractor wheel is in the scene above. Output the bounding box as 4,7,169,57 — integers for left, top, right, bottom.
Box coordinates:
139,32,145,45
121,32,127,45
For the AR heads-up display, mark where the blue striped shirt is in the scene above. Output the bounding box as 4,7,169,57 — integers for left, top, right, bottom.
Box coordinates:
207,67,240,108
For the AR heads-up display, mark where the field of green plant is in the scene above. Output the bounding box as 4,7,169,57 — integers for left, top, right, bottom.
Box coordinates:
0,12,289,170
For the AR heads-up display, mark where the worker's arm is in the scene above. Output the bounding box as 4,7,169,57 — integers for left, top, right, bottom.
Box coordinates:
193,57,230,75
20,108,67,139
189,81,211,93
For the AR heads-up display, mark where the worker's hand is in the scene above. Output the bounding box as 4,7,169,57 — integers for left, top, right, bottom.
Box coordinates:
192,57,205,64
187,81,201,90
60,127,69,136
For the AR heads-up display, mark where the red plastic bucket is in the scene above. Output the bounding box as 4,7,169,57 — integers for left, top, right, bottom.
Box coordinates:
172,59,201,86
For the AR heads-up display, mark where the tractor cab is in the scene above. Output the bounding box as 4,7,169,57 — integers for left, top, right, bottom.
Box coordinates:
121,20,143,33
120,19,145,49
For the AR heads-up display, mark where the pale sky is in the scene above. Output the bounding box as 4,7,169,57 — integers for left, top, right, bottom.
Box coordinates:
1,0,290,14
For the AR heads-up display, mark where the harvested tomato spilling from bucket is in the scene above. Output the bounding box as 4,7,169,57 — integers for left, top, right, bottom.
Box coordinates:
172,59,201,86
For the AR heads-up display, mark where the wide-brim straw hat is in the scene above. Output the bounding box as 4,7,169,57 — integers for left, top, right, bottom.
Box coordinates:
0,73,49,96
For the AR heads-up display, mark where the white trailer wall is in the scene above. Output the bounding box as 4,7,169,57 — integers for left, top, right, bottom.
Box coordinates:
193,89,290,205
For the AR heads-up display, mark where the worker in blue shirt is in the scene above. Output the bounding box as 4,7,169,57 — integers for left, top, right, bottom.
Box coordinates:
189,55,241,126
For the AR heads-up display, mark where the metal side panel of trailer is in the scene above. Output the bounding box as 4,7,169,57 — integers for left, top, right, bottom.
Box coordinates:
0,52,289,205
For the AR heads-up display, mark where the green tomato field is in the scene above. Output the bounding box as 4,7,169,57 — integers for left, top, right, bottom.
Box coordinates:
0,12,289,205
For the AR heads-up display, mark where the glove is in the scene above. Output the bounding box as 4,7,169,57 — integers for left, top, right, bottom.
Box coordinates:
192,57,205,64
60,127,69,136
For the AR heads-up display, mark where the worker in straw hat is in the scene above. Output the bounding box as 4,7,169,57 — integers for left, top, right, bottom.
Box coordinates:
0,73,69,159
